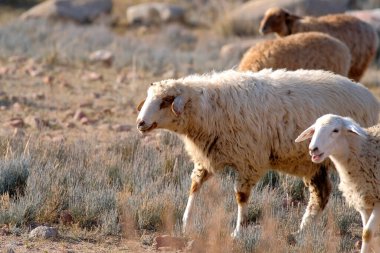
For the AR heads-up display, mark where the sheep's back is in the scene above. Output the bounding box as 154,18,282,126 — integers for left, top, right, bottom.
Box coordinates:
238,32,351,76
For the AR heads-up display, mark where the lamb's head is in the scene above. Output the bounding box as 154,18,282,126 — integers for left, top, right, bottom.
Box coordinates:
295,114,367,163
259,7,300,36
136,80,191,133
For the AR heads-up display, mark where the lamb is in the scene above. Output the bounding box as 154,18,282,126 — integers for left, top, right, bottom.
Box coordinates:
259,7,378,81
136,69,379,237
238,32,351,76
295,114,380,253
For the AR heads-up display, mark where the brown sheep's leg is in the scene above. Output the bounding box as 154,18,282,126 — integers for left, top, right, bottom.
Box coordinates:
231,173,258,238
182,165,212,234
299,164,331,231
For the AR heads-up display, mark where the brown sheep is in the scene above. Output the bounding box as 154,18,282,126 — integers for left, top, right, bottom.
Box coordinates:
259,7,378,81
238,31,351,76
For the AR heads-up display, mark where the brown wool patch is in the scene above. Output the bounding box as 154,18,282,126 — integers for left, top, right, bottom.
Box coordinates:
362,229,372,242
236,192,248,204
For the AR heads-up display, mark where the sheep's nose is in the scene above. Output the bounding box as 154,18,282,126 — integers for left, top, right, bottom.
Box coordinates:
309,147,319,153
137,120,145,128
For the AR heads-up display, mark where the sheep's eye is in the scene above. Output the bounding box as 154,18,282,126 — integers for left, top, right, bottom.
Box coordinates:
160,96,175,109
332,129,339,133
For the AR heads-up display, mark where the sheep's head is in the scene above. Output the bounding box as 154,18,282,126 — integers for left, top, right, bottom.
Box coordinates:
295,114,367,163
136,81,190,133
259,7,299,36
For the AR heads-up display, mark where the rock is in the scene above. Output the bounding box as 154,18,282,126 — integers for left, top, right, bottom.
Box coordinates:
347,9,380,32
20,0,112,24
7,118,24,128
43,75,54,85
29,226,58,239
89,50,113,66
220,0,351,36
113,124,132,132
355,239,361,250
73,109,86,121
81,71,103,81
126,2,185,26
31,92,45,100
153,235,187,251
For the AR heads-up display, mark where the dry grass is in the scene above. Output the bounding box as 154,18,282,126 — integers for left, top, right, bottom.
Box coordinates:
0,2,379,252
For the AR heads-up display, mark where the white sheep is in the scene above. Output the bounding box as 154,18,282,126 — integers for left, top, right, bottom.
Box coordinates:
136,69,379,237
295,114,380,253
238,32,351,76
259,7,378,81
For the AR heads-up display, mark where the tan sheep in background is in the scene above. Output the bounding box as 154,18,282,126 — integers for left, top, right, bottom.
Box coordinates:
238,31,351,76
136,69,379,238
259,7,378,81
295,114,380,253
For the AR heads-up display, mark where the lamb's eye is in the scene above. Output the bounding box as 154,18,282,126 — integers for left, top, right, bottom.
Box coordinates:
332,129,339,133
160,96,175,109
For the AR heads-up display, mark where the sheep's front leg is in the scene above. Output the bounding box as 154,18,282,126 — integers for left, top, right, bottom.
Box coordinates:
231,173,257,238
182,164,212,234
300,165,331,231
360,205,380,253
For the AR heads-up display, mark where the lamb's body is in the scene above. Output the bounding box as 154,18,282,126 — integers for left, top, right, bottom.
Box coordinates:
259,8,378,81
336,125,380,211
238,32,351,76
136,69,379,237
296,115,380,253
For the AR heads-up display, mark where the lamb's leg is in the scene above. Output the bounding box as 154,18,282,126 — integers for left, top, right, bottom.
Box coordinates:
231,173,257,238
361,204,380,253
299,165,331,231
182,165,212,234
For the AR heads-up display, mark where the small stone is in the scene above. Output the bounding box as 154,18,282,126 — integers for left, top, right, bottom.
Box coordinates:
82,72,103,81
43,75,54,85
29,226,58,239
80,117,91,125
73,109,86,121
7,118,24,128
355,240,361,250
89,50,113,66
0,67,9,75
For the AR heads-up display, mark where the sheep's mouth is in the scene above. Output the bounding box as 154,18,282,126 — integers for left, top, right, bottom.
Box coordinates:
310,152,325,163
138,122,157,133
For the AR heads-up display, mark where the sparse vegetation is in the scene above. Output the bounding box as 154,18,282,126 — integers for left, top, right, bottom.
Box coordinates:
0,0,379,252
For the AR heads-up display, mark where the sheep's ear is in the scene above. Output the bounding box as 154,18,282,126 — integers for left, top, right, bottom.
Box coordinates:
137,99,145,111
295,124,315,142
285,12,300,21
345,122,367,138
171,95,185,117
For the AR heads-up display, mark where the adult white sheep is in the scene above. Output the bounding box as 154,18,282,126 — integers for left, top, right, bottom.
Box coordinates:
259,7,378,81
238,32,351,76
136,69,379,237
295,114,380,253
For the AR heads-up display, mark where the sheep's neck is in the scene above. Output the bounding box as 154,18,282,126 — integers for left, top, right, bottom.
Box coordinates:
329,135,364,181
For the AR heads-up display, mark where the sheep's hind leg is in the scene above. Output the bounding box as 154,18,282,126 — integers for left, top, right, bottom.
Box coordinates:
360,204,380,253
231,173,258,238
299,164,331,231
182,165,212,234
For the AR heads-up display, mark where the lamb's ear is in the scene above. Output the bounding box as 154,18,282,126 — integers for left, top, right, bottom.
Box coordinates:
345,122,367,138
285,11,300,22
295,124,315,142
137,99,145,111
171,95,185,117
